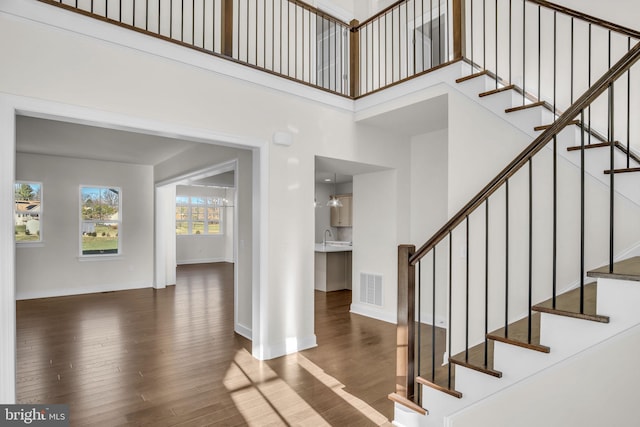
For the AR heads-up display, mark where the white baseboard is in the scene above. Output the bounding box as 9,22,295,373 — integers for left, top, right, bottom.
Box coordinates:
235,322,252,340
350,302,397,324
16,281,152,300
254,334,318,360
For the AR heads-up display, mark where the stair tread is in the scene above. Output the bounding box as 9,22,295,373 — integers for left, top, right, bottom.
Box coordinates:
534,119,580,131
532,283,609,323
416,375,463,399
505,101,545,113
479,85,516,97
450,340,502,378
567,141,640,166
604,167,640,174
588,256,640,282
486,312,550,353
455,70,488,83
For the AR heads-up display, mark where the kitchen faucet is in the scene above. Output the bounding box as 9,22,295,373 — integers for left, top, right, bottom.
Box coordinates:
323,229,333,246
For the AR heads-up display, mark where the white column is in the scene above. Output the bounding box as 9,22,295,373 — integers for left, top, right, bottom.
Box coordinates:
155,184,177,288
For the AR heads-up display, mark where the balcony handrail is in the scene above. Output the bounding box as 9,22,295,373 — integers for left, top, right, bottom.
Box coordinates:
410,40,640,265
528,0,640,40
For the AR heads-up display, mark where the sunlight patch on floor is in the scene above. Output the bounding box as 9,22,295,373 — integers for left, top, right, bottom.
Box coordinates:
225,348,331,426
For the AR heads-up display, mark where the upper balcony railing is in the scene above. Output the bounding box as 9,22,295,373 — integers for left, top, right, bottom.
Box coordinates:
37,0,462,98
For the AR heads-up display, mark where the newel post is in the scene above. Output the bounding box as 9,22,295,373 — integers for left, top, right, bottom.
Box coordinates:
221,0,234,57
349,19,360,98
397,244,416,400
452,0,463,60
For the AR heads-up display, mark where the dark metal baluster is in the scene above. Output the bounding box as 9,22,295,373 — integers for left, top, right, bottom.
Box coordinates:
483,0,486,69
420,0,425,71
553,11,556,117
378,18,381,89
279,0,283,73
552,134,557,307
509,0,512,83
203,0,206,48
413,0,416,75
522,0,526,105
247,0,250,63
627,37,632,168
495,0,498,89
438,0,441,64
158,0,161,36
272,0,275,70
146,0,149,31
505,179,509,336
417,259,422,397
527,158,533,344
264,0,267,69
537,5,540,101
570,18,574,103
470,0,474,72
580,109,586,313
256,0,259,67
609,82,615,272
448,231,453,389
432,247,436,383
181,0,184,42
430,0,433,68
484,198,489,367
465,215,469,362
391,9,395,83
588,24,592,145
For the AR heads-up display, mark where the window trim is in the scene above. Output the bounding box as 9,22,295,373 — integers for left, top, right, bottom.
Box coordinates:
79,185,122,257
14,181,43,244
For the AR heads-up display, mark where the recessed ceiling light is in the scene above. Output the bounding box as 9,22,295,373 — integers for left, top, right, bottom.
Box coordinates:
324,178,332,182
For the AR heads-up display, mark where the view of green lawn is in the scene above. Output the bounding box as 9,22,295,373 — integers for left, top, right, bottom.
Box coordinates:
15,224,39,242
82,224,118,254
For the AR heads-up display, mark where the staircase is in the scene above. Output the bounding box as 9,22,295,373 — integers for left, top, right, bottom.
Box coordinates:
392,6,640,427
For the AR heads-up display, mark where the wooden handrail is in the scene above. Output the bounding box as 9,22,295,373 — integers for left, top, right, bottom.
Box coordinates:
527,0,640,40
410,40,640,265
354,0,406,29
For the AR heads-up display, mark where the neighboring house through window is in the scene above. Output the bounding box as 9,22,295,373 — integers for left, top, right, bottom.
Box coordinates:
176,195,224,236
80,186,121,256
14,182,42,243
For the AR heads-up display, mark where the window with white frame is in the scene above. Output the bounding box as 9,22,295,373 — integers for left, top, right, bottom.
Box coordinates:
15,181,42,243
176,195,223,235
80,186,121,256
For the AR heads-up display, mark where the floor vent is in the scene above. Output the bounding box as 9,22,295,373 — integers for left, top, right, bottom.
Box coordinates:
360,273,383,306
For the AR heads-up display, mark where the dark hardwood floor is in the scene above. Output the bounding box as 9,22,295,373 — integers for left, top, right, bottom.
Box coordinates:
16,263,395,426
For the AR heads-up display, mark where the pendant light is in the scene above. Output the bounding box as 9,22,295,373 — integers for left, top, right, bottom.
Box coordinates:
326,173,343,207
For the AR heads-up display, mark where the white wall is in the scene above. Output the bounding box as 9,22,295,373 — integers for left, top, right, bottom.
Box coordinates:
175,185,234,264
15,153,154,299
448,322,640,427
411,128,449,327
351,168,406,324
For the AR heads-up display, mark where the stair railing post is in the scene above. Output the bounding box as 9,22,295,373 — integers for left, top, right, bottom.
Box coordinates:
221,0,234,57
397,244,416,401
453,0,463,60
349,20,360,98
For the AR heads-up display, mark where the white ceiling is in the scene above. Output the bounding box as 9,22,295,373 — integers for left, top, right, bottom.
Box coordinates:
16,116,198,166
357,94,448,137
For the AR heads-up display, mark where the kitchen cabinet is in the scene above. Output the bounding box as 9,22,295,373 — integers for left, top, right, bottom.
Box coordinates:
330,194,352,227
314,244,352,292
